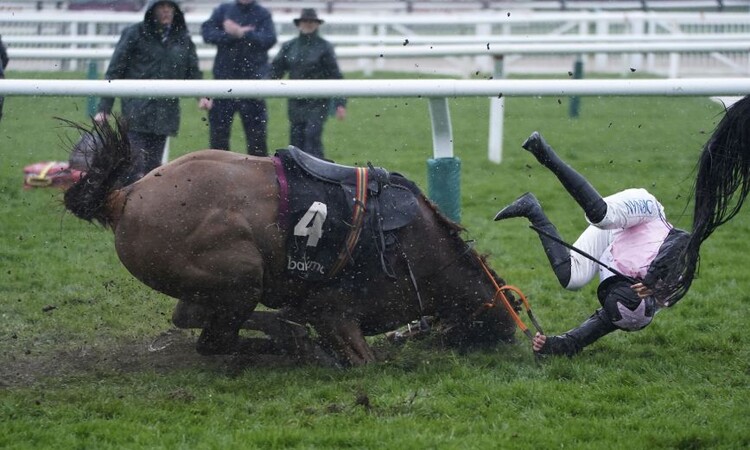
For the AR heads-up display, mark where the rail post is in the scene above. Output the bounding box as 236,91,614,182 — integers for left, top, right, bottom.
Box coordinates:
569,55,584,118
86,60,98,117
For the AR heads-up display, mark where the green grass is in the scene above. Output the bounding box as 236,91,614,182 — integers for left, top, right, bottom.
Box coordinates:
1,70,749,449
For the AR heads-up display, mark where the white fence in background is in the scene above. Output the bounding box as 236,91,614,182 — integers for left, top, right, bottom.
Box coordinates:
5,1,750,14
2,78,749,163
1,10,750,76
5,78,747,98
7,40,750,79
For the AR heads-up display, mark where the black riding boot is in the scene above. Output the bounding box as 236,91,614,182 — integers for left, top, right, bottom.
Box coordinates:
537,309,617,357
522,131,607,224
494,192,572,287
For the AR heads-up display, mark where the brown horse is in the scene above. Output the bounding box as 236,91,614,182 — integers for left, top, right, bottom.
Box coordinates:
63,119,518,366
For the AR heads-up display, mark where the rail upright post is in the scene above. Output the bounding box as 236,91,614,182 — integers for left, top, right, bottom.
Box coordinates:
86,61,98,118
569,55,583,118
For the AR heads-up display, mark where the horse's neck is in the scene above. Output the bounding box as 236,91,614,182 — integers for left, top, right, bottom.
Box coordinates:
397,198,495,316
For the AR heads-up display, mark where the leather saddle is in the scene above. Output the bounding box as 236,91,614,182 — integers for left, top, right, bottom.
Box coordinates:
286,146,419,231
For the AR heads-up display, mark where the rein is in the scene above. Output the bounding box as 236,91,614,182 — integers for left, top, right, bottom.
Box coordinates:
474,257,544,341
402,236,544,341
393,222,543,343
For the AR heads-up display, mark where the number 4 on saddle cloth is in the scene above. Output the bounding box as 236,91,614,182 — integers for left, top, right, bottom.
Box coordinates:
273,146,421,281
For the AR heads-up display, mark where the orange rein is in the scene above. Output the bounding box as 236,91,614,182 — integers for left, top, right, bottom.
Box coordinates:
475,258,544,341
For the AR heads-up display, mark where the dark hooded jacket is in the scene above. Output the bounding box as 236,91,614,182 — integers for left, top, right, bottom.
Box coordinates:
270,30,346,122
0,35,8,77
201,0,277,80
97,0,202,135
0,34,7,122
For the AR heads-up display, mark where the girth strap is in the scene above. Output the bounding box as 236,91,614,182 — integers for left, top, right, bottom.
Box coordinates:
328,167,369,278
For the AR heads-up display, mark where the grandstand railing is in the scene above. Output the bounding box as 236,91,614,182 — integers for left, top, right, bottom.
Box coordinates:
2,10,750,76
4,1,749,14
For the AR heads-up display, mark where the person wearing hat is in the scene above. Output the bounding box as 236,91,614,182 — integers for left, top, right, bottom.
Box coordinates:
271,8,346,158
201,0,277,156
94,0,206,183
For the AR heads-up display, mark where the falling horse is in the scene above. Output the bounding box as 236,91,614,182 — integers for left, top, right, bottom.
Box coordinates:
63,119,519,366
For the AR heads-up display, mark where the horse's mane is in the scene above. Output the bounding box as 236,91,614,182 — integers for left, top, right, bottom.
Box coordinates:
403,177,507,286
62,117,134,228
389,171,465,236
653,95,750,305
420,192,466,234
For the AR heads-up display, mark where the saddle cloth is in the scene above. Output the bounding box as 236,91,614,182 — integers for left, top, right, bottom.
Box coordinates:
274,147,420,281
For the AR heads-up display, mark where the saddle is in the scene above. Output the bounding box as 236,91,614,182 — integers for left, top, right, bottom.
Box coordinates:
275,146,420,281
289,146,386,192
286,146,419,232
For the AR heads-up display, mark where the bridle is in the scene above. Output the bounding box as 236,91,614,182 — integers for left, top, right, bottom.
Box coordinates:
473,256,545,341
400,235,545,342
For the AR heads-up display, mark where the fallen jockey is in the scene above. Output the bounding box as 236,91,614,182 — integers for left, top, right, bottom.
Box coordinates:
495,95,750,356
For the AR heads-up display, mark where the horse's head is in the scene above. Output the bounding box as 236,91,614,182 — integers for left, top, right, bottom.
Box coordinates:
62,117,136,227
407,200,518,348
438,251,519,349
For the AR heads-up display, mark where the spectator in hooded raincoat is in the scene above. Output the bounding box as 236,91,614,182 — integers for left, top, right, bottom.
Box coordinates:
94,0,206,183
0,35,9,123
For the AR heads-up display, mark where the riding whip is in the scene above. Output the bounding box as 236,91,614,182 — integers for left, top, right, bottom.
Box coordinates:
528,224,639,284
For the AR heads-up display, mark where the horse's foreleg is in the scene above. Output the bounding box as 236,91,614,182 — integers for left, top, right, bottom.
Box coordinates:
196,308,250,355
191,290,260,355
172,300,211,329
314,316,376,366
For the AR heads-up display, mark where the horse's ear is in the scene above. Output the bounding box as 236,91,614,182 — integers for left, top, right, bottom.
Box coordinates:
55,117,97,170
69,131,101,171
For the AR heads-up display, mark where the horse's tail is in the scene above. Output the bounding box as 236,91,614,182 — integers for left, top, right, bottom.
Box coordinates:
655,95,750,305
63,118,134,228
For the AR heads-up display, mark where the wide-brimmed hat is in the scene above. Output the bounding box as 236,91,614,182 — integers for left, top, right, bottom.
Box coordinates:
293,8,324,25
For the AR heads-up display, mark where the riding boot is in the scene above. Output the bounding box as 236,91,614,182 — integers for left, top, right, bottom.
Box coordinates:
522,131,607,224
495,192,572,287
537,309,617,357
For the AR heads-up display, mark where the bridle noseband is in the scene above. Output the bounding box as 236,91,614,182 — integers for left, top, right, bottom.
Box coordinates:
474,256,544,341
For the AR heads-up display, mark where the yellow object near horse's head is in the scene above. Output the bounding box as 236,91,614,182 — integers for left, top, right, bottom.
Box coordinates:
24,162,57,187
